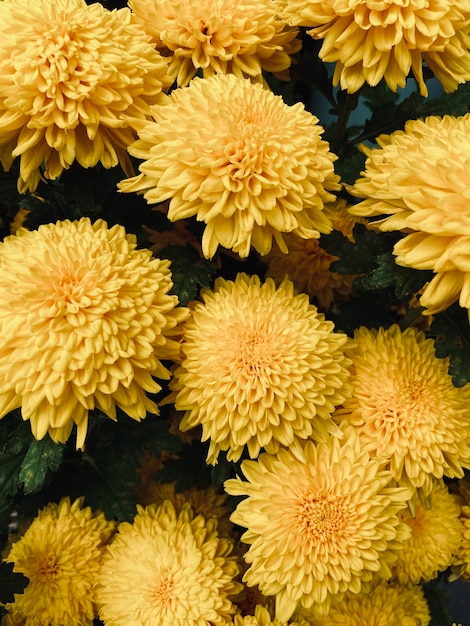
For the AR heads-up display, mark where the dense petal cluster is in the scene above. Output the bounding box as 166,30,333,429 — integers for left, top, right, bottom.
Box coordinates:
230,605,308,626
0,218,188,449
169,273,351,464
129,0,301,87
281,0,470,95
225,426,412,620
451,478,470,581
119,73,340,259
5,497,115,626
0,0,171,192
350,114,470,318
335,325,470,494
95,501,242,626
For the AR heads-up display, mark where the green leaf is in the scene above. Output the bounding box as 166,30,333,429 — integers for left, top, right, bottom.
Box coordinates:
162,245,216,305
429,304,470,387
0,561,28,605
19,437,64,495
423,579,453,626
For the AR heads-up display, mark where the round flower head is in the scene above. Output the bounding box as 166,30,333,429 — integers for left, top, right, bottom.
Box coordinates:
129,0,301,87
281,0,470,95
0,0,172,193
95,501,242,626
6,497,115,626
0,218,188,449
335,325,470,495
350,114,470,318
229,605,308,626
224,426,412,620
118,73,340,259
169,273,351,464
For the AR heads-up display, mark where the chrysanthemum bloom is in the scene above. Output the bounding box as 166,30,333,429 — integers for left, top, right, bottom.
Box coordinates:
118,73,340,259
229,605,308,626
335,325,470,495
224,426,412,620
0,218,188,449
281,0,470,95
350,114,470,318
264,199,363,309
129,0,301,87
96,500,242,626
451,495,470,581
0,0,172,193
168,273,351,464
5,497,115,626
392,479,463,584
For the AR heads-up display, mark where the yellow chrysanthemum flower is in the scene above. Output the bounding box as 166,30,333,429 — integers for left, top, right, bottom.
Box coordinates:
224,426,412,620
129,0,301,87
5,497,115,626
95,501,242,626
451,489,470,581
350,114,470,318
0,0,172,193
118,73,340,259
281,0,470,95
169,273,351,464
0,218,188,449
229,605,308,626
393,480,463,584
335,325,470,495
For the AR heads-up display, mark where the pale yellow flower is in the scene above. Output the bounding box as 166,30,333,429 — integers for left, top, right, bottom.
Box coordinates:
96,501,242,626
119,73,340,259
350,114,470,318
0,0,171,192
169,273,351,464
229,605,308,626
0,218,188,449
225,426,412,620
129,0,301,87
282,0,470,95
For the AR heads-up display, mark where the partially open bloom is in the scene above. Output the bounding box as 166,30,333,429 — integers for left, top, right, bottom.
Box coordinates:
281,0,470,95
129,0,301,87
0,0,171,192
350,114,470,318
5,497,115,626
0,218,188,449
96,501,241,626
119,73,340,259
169,273,351,464
335,325,470,495
225,426,412,620
229,605,308,626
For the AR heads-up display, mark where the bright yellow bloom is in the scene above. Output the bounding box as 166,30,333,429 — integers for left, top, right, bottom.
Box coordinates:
0,0,171,193
350,114,470,318
119,73,340,259
225,426,412,620
5,497,115,626
169,273,351,464
335,325,470,495
229,605,308,626
281,0,470,95
129,0,301,87
96,501,242,626
0,218,188,449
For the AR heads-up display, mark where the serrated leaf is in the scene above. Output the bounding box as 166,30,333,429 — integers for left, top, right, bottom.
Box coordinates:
429,304,470,387
162,245,216,305
19,437,64,495
0,562,28,604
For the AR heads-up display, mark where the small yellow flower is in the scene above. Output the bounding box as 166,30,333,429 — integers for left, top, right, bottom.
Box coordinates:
229,604,308,626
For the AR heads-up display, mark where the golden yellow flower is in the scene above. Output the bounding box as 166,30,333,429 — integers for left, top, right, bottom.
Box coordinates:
451,484,470,581
118,73,340,259
0,0,171,193
169,273,351,464
129,0,301,87
350,114,470,318
335,325,470,495
0,218,188,449
5,497,115,626
229,605,308,626
281,0,470,95
95,500,242,626
224,426,412,620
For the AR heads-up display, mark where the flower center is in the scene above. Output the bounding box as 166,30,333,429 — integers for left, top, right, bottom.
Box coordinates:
151,575,175,609
37,552,61,582
235,328,276,376
295,490,350,544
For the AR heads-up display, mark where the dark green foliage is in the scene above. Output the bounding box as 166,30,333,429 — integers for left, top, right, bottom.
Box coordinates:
429,304,470,387
19,437,64,495
163,245,217,305
0,561,28,606
154,440,213,492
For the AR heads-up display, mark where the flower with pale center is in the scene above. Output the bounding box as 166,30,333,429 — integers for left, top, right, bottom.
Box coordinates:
0,218,188,449
129,0,301,87
0,0,172,193
350,114,470,318
118,73,340,259
5,497,115,626
95,501,242,626
281,0,470,95
168,273,351,464
335,325,470,495
224,426,412,620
